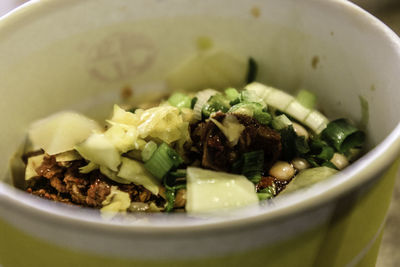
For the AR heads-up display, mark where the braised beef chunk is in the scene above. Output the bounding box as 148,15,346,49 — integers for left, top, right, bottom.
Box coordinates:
191,112,282,172
191,117,234,171
26,154,162,209
234,114,282,168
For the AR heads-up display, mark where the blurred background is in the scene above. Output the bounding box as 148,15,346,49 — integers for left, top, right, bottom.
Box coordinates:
0,0,399,266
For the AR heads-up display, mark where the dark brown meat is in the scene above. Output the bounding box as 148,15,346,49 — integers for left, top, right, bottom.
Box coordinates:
64,166,89,204
86,177,111,207
118,184,153,203
49,177,67,193
26,177,72,204
26,154,163,209
191,112,282,172
28,188,72,204
191,115,234,171
35,155,63,179
235,114,282,167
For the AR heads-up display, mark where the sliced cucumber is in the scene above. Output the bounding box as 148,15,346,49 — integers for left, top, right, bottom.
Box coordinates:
186,167,258,213
280,166,338,195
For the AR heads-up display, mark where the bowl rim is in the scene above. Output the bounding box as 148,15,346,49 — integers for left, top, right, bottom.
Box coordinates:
0,0,400,234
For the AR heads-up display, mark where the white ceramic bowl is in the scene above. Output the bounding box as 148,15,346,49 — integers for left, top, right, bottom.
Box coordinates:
0,1,399,266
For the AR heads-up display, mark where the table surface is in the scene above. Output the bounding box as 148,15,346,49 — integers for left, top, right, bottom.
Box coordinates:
0,1,399,266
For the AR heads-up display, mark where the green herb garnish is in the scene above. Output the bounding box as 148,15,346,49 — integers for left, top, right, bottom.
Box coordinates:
144,143,183,180
321,119,365,153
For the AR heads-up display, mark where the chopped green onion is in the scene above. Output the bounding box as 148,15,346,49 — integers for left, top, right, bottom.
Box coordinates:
231,158,243,174
163,169,187,212
302,138,337,169
294,136,310,154
128,107,137,113
246,57,258,83
141,141,158,162
321,119,365,153
229,97,240,106
190,97,198,109
164,170,186,191
229,102,255,117
321,161,339,170
144,143,183,180
168,169,187,178
257,193,271,201
245,82,329,134
271,114,292,130
234,150,264,183
316,146,335,161
305,157,319,167
296,89,317,109
193,89,218,120
165,189,175,212
253,111,272,125
239,90,267,108
229,102,271,125
168,93,192,108
309,138,329,150
257,185,276,200
279,125,297,161
225,88,240,101
202,93,231,118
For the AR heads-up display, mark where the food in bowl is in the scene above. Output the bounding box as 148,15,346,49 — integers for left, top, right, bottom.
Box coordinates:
21,82,365,214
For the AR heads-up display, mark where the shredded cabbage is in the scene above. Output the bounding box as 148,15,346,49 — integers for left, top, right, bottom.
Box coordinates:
101,186,131,218
104,124,140,153
25,154,44,180
74,133,121,171
137,106,189,144
110,105,140,126
118,157,160,195
79,162,98,174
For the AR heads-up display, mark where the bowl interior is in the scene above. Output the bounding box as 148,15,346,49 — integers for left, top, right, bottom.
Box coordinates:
0,0,399,226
